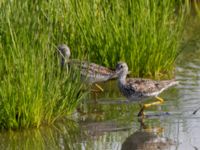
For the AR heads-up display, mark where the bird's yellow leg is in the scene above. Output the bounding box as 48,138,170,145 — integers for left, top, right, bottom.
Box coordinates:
155,96,164,103
143,96,164,108
94,83,104,92
138,96,164,117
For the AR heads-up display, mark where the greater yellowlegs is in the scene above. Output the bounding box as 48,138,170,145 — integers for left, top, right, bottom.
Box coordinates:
58,44,117,91
115,62,178,117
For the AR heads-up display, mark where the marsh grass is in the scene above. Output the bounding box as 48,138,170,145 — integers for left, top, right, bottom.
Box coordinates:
61,0,186,78
0,119,82,149
0,0,187,129
0,1,87,129
193,1,200,17
0,41,85,129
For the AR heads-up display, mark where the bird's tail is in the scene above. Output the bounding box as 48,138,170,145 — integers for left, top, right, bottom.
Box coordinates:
163,79,179,90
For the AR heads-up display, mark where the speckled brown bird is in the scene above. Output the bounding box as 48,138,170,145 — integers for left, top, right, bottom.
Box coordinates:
58,44,117,91
115,62,178,117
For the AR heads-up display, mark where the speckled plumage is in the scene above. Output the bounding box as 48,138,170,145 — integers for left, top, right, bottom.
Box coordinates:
116,62,178,102
58,44,117,83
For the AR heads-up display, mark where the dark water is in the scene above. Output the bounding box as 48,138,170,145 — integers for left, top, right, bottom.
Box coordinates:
1,16,200,150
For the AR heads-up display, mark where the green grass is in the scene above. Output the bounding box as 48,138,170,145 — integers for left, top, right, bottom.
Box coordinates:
0,1,87,129
0,0,187,129
57,0,186,78
194,1,200,17
0,119,82,149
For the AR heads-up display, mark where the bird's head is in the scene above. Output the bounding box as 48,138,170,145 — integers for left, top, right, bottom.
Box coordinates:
58,44,71,59
115,62,129,77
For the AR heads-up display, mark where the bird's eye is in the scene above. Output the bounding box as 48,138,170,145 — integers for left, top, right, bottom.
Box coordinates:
116,63,124,69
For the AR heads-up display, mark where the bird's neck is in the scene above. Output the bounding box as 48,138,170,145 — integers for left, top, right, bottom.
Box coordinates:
118,73,127,85
61,57,70,67
61,58,65,67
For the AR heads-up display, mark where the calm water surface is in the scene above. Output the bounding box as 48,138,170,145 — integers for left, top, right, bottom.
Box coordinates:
0,16,200,150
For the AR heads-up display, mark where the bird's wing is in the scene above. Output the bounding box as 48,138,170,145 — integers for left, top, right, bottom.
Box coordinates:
126,78,171,94
69,59,115,76
87,63,115,76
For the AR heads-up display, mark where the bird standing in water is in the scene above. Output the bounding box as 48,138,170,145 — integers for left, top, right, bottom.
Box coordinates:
57,44,118,91
115,62,178,117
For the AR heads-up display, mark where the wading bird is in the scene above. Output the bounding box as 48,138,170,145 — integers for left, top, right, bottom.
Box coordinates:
58,44,118,91
115,62,178,117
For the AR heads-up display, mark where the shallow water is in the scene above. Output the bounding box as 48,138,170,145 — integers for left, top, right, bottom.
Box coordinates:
1,14,200,150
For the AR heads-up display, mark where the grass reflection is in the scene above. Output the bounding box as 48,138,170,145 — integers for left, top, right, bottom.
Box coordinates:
0,119,83,150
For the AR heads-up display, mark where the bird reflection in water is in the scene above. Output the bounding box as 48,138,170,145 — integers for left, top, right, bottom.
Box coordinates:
121,118,174,150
